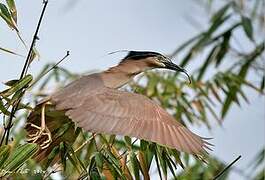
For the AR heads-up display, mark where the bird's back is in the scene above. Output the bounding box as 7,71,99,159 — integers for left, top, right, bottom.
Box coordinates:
51,73,104,109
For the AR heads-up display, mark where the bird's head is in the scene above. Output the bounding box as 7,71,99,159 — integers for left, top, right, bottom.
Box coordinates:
121,51,191,83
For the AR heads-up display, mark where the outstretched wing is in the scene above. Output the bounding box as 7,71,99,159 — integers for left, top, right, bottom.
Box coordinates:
53,88,211,155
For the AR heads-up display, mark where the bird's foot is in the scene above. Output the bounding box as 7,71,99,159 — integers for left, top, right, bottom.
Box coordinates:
26,123,52,149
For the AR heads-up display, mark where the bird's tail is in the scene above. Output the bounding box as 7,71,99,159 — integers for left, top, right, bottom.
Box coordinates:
25,102,77,164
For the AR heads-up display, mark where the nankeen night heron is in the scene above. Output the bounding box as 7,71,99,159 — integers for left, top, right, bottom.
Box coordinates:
25,51,212,158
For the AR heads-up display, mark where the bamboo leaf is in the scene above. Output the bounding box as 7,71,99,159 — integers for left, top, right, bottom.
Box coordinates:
3,143,39,174
138,151,150,180
146,144,155,171
53,122,72,139
215,31,231,67
197,46,219,81
211,3,230,23
88,157,101,179
157,148,167,178
0,99,10,115
0,74,33,97
0,145,11,169
221,88,236,119
241,16,253,41
6,0,17,23
94,152,104,170
45,146,59,169
147,75,158,97
165,153,177,179
59,142,67,171
130,151,140,180
153,146,163,180
0,46,23,57
4,79,19,87
8,89,24,106
204,99,221,123
66,143,87,173
237,88,249,104
209,84,222,103
222,43,264,118
0,3,18,31
103,151,124,179
29,47,40,65
124,136,132,149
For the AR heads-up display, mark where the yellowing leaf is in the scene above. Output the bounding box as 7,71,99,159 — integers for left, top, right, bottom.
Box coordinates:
6,0,17,23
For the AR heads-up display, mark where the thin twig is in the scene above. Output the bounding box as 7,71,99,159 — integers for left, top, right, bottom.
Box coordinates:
213,155,242,180
74,134,95,153
1,1,49,146
29,51,70,89
42,51,70,77
20,0,48,79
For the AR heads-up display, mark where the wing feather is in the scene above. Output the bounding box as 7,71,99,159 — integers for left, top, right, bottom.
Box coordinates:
52,87,211,155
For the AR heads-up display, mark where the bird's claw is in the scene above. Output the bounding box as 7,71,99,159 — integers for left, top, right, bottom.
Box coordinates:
26,122,52,149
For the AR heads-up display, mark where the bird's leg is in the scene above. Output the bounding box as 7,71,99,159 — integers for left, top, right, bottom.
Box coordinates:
26,102,52,149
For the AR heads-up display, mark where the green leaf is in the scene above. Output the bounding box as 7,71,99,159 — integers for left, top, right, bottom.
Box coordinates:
241,16,253,41
145,144,155,170
164,153,177,179
0,99,10,115
237,88,249,104
157,148,167,178
204,99,221,123
0,145,11,168
88,157,101,179
66,149,85,173
124,136,132,148
0,3,18,31
222,43,264,118
59,142,67,171
211,3,230,23
4,79,19,87
146,75,158,97
94,152,104,170
53,122,72,139
103,150,124,179
138,151,150,179
209,84,222,103
6,0,17,23
215,31,231,67
130,151,140,180
154,146,163,180
3,143,39,174
0,74,33,97
8,88,24,106
29,47,40,65
197,46,219,81
45,146,59,169
0,46,23,57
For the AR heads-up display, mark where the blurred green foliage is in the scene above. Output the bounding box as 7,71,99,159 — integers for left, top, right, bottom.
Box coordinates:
0,0,264,179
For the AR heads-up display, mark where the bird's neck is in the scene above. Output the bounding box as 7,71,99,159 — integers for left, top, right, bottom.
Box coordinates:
100,61,150,89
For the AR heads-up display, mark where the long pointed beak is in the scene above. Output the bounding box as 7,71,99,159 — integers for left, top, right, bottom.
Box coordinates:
164,61,191,83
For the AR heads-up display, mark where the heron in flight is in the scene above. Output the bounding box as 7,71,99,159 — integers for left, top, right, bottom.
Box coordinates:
26,51,212,158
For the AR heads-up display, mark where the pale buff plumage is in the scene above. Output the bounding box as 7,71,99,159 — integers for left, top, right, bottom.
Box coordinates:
26,52,212,158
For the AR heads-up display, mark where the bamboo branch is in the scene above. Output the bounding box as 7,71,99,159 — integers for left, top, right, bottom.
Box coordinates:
1,0,49,146
213,155,242,180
